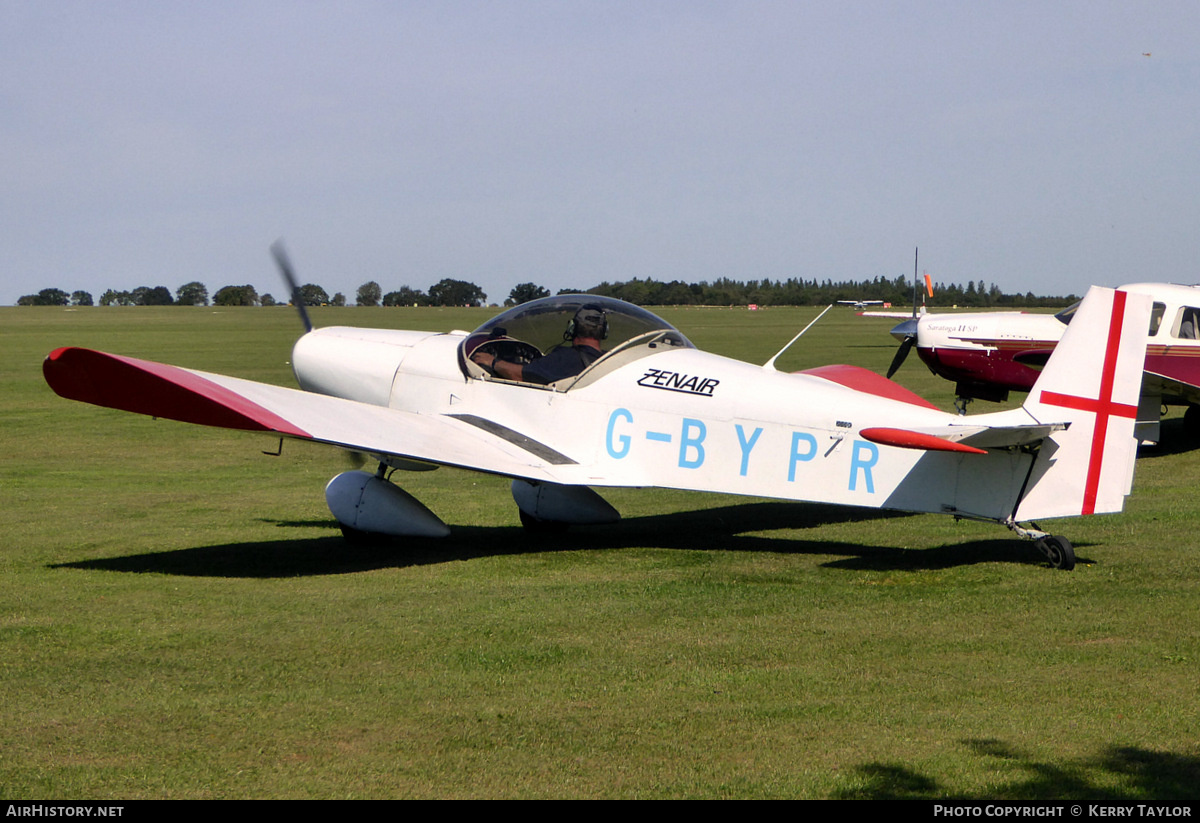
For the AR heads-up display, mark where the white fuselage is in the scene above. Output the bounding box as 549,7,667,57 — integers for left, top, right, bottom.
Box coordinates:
294,326,1034,522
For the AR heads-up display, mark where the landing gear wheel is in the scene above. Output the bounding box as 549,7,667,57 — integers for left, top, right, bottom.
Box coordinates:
519,509,569,534
1035,535,1075,570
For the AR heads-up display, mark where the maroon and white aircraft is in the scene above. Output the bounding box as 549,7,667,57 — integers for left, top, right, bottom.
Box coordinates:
889,282,1200,439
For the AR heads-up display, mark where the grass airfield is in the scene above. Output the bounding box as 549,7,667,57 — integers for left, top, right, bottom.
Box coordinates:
2,303,1198,799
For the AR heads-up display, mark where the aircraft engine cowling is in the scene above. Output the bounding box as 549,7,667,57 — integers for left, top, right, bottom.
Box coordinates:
325,470,450,538
292,327,439,407
511,480,620,525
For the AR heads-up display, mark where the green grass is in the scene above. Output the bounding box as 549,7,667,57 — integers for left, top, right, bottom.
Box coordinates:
1,305,1198,799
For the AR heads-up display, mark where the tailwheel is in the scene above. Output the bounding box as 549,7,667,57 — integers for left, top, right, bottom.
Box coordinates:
519,509,570,534
1035,535,1076,571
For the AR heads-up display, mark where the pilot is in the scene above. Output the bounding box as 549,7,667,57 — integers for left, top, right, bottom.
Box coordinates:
472,305,607,384
1180,308,1199,340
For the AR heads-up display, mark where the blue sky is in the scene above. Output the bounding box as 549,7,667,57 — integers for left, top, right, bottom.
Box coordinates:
3,1,1197,305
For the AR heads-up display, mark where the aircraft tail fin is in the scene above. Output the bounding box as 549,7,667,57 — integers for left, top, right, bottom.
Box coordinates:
1014,286,1152,520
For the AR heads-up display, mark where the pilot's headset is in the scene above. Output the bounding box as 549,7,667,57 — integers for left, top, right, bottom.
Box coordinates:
564,305,608,341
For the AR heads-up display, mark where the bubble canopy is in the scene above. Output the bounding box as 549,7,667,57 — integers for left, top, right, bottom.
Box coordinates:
461,295,695,386
467,295,692,356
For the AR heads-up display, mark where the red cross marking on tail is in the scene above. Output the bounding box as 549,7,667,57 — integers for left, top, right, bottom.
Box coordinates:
1038,290,1138,515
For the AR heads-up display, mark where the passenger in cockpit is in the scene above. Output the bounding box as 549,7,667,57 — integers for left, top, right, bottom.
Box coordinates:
471,305,607,384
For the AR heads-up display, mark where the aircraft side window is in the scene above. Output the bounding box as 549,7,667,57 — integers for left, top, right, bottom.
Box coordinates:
1174,306,1200,340
1149,303,1165,336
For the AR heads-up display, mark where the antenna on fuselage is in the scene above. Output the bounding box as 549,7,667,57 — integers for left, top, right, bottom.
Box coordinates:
270,240,313,334
763,304,833,371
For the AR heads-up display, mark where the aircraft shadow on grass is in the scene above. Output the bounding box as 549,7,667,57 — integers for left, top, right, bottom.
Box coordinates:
51,501,1085,579
836,739,1200,800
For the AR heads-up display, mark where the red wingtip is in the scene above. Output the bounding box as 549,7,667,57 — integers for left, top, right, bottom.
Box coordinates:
44,347,310,438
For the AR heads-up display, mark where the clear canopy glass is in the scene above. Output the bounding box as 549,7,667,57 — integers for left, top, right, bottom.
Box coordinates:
461,295,694,386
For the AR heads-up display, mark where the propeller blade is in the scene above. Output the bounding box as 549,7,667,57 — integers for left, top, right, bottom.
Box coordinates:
886,247,921,379
270,240,313,333
887,334,916,379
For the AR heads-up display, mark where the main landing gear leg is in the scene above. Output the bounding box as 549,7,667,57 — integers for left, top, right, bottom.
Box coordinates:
1005,520,1076,570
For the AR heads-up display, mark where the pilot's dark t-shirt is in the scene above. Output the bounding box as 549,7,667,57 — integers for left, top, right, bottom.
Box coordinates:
522,344,602,385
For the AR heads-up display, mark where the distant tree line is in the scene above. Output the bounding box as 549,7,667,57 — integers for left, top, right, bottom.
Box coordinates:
579,275,1076,308
18,288,92,306
18,282,214,307
16,274,1078,309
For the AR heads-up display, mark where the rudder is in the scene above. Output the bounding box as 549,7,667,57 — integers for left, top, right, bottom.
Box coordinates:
1014,286,1152,520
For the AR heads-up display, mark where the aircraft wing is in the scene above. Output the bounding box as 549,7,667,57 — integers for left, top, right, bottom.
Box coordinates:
1143,371,1200,406
43,347,570,481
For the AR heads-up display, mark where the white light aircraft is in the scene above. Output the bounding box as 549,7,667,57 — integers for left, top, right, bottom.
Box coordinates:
43,250,1152,570
837,299,886,310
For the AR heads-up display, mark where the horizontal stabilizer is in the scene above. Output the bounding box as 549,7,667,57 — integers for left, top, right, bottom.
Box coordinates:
951,422,1068,449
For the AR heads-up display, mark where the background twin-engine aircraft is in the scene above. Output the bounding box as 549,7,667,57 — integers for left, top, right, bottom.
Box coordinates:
885,282,1200,442
43,252,1153,570
836,299,885,310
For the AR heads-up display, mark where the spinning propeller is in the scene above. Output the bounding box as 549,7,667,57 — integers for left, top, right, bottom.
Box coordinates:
270,240,313,334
